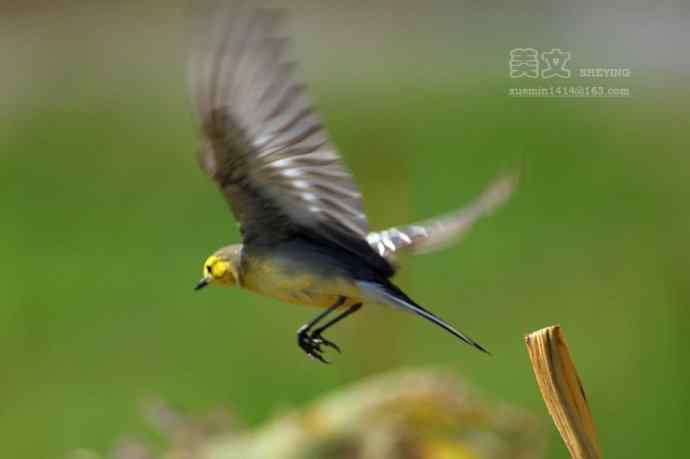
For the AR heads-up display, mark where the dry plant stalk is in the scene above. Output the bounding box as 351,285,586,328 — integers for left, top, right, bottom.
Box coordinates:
525,325,602,459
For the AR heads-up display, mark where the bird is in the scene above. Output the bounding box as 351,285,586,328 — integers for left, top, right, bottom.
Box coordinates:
189,5,516,363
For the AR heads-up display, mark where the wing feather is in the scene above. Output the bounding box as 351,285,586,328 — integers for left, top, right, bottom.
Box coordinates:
367,175,517,259
190,5,393,276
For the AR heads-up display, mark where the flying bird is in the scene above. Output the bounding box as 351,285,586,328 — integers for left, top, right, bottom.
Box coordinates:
189,6,515,363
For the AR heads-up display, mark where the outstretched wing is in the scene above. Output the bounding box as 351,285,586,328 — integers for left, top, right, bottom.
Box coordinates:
190,6,393,275
367,174,517,259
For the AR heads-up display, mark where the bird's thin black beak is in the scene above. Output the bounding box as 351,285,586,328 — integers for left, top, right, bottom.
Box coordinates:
194,277,209,291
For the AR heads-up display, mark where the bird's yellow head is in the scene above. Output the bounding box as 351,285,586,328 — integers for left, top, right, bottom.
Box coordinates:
195,244,242,290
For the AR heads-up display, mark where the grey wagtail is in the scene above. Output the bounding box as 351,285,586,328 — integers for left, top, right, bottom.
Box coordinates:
189,6,516,363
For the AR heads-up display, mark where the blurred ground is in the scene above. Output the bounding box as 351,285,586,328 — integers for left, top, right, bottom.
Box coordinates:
1,1,688,458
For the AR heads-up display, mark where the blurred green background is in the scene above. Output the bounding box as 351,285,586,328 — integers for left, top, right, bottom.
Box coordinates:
1,1,688,457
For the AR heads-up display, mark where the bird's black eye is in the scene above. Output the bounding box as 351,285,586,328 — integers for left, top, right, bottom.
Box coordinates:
206,265,213,274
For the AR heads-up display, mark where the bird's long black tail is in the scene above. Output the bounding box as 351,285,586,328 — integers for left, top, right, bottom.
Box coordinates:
356,280,489,354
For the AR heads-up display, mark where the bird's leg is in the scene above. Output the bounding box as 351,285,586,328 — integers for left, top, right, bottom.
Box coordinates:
297,296,346,363
310,302,363,354
298,297,363,363
299,296,346,333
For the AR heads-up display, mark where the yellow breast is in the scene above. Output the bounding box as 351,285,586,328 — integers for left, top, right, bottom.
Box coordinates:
240,256,363,309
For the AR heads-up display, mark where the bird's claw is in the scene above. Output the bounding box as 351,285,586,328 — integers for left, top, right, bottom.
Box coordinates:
297,327,341,364
312,330,341,354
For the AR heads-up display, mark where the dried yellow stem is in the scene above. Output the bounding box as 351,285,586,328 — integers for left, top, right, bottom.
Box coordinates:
525,325,602,459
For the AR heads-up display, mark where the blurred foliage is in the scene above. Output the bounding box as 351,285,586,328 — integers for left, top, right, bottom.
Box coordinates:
72,370,544,459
